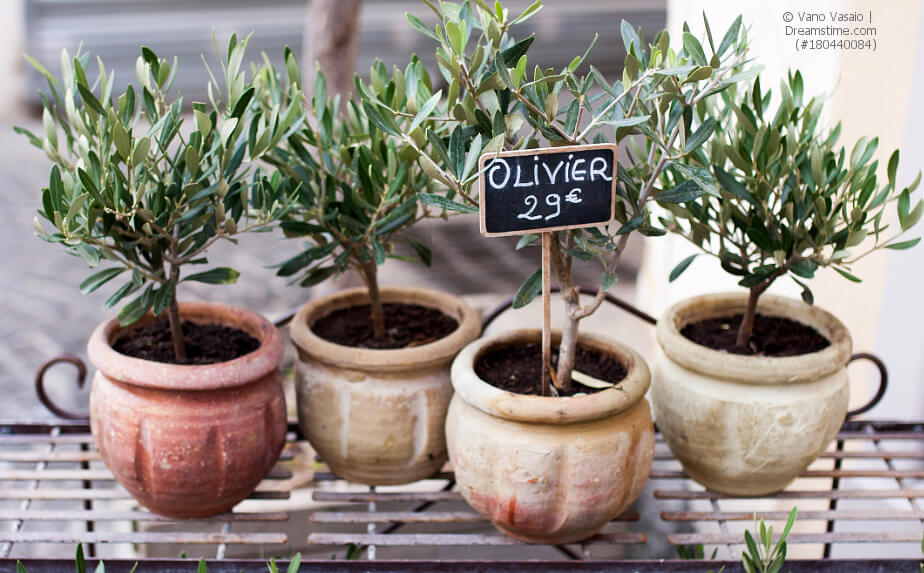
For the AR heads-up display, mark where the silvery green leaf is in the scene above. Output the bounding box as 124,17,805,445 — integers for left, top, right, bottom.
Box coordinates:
117,287,153,326
184,267,240,284
131,137,150,167
513,268,542,309
417,192,478,214
80,267,126,294
152,279,175,316
218,117,239,146
604,115,650,128
516,234,538,250
682,32,707,66
408,90,442,132
674,163,718,196
668,254,697,282
885,238,921,250
75,243,100,268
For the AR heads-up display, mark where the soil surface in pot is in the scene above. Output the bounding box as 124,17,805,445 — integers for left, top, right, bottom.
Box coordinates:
681,313,830,356
112,318,260,364
474,342,627,397
311,302,459,349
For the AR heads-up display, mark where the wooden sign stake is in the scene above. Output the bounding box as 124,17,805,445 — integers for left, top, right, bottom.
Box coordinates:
541,232,552,397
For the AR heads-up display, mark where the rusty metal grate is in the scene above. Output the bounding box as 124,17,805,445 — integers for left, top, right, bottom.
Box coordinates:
0,421,296,560
652,420,924,558
7,297,922,568
0,419,921,566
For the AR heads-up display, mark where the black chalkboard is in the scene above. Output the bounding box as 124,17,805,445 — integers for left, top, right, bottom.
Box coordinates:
478,144,617,237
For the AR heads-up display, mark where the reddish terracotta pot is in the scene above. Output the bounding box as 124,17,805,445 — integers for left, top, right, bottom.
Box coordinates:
88,302,287,518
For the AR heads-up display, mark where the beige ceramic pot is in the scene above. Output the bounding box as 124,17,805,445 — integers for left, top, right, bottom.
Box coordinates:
88,302,287,518
290,286,481,485
446,329,654,544
652,292,852,496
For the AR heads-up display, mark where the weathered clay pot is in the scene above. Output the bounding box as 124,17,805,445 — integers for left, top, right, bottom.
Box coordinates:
88,302,287,518
446,329,654,544
652,292,852,496
290,286,481,485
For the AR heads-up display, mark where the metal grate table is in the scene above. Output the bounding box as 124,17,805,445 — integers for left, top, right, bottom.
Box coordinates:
5,295,923,570
0,419,921,570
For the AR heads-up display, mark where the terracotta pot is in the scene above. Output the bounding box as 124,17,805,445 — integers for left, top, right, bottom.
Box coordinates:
290,286,481,485
652,292,852,496
88,302,287,518
446,329,654,544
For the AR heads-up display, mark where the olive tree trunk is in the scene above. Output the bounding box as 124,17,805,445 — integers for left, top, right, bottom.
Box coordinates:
550,232,612,393
735,285,762,349
358,259,386,340
550,233,580,392
735,268,788,349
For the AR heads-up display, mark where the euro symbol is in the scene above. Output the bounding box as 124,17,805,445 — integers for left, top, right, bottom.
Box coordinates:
565,188,582,204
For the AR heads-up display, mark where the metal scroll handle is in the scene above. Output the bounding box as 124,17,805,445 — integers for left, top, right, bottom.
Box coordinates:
845,352,888,418
33,310,303,421
35,354,90,420
481,285,889,416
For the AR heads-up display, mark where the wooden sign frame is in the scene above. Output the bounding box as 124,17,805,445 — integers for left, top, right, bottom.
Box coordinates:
477,143,618,237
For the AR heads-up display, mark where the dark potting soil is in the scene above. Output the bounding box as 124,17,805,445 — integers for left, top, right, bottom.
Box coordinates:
680,313,830,356
474,342,627,397
112,317,260,364
311,302,459,349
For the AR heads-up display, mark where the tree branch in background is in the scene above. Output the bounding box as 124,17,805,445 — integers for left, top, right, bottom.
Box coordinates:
304,0,363,105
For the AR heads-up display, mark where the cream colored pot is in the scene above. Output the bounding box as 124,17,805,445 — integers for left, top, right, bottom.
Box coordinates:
290,286,481,485
652,292,852,496
446,329,654,544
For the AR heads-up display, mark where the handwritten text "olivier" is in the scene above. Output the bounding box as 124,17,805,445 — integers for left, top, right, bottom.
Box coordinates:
486,154,613,190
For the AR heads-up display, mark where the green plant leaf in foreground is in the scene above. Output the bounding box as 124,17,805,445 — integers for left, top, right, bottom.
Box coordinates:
513,268,542,309
183,267,241,285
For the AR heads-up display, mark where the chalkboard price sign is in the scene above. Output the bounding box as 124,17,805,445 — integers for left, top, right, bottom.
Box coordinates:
478,143,617,237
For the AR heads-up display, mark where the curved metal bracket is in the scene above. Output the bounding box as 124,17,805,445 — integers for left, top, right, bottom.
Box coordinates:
481,285,657,331
273,306,300,330
845,352,888,418
35,354,91,420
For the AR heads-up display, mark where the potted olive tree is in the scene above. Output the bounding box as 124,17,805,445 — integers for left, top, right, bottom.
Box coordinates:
16,38,303,517
387,0,757,542
652,70,922,495
252,52,481,486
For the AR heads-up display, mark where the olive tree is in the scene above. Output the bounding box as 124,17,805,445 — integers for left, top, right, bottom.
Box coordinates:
16,37,303,361
662,70,922,348
378,0,758,392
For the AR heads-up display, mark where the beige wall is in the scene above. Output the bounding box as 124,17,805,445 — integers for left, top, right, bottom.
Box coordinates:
0,0,25,121
642,0,922,415
873,2,924,419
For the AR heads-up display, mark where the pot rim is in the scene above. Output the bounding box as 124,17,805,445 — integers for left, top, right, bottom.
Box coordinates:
451,328,651,424
87,301,283,391
289,286,482,372
656,292,852,385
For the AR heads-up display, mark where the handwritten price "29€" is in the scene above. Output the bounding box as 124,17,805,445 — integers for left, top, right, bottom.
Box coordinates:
486,153,612,222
